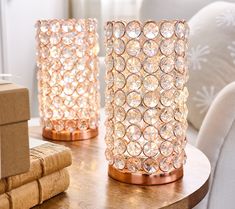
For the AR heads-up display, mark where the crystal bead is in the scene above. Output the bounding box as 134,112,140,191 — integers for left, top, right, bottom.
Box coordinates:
143,75,159,91
175,40,185,55
159,158,172,172
114,122,126,138
143,91,160,108
52,96,63,108
106,88,114,103
50,21,60,32
172,140,182,154
126,108,142,124
160,89,175,107
62,46,75,58
113,21,125,38
143,22,159,39
105,56,114,71
45,108,53,118
105,105,114,119
143,126,158,141
40,46,50,58
127,141,142,156
160,123,173,140
114,155,125,169
126,57,141,73
143,158,158,174
174,107,184,122
126,157,141,172
62,21,74,32
114,139,126,154
114,106,126,122
40,21,49,33
160,21,174,38
62,33,74,45
160,57,174,73
64,82,76,95
175,56,185,74
105,120,114,136
50,46,61,58
160,108,174,123
50,34,61,45
143,40,158,57
143,108,158,125
126,40,141,56
175,22,185,39
64,120,77,132
114,72,126,89
63,58,75,70
114,56,125,72
126,21,141,38
106,39,113,55
113,39,125,55
39,33,49,45
44,120,53,129
114,90,126,106
126,91,141,108
126,74,142,91
160,74,174,90
75,20,85,33
174,122,185,137
105,149,114,165
143,57,159,74
126,125,141,141
105,22,113,39
143,141,159,157
160,141,174,156
160,39,175,56
53,108,64,119
54,120,64,132
87,18,97,32
173,154,183,169
175,75,185,89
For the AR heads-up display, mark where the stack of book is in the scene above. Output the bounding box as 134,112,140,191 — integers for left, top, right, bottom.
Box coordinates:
0,139,72,209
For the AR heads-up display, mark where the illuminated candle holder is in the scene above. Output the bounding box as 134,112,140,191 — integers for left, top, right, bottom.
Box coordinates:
104,20,189,185
36,18,100,141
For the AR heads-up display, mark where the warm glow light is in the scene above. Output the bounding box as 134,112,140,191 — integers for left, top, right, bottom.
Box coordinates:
36,18,100,141
104,20,189,185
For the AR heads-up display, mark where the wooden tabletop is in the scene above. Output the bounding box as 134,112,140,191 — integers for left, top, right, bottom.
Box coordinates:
30,120,210,209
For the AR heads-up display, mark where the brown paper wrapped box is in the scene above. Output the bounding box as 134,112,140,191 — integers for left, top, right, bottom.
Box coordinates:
0,80,30,178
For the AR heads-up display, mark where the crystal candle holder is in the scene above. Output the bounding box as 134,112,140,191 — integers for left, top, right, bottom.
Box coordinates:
36,18,100,141
104,20,189,185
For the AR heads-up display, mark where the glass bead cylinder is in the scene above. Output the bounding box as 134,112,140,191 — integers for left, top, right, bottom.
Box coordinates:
36,18,100,141
104,20,189,185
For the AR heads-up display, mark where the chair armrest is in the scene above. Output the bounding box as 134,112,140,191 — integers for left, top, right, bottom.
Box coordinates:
196,82,235,209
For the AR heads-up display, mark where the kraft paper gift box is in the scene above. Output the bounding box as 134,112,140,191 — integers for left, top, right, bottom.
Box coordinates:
0,80,30,178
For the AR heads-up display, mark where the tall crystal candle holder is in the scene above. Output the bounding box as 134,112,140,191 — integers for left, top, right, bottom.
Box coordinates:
36,18,100,141
104,20,189,185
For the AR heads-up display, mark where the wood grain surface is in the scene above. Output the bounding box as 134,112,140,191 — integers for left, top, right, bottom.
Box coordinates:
30,120,210,209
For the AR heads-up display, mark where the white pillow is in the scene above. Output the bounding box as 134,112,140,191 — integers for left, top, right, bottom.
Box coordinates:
187,1,235,130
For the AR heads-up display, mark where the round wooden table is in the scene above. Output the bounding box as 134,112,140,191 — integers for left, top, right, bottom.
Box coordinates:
30,121,210,209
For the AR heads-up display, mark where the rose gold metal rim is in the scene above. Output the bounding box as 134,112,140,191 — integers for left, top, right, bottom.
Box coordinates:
42,127,98,141
108,165,183,185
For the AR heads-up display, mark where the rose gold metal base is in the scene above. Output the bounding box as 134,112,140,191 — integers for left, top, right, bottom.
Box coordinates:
108,165,183,185
42,127,98,141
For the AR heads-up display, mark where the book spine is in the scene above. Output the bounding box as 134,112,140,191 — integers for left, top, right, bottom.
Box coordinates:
6,143,71,191
0,179,6,195
0,194,10,209
5,169,69,209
